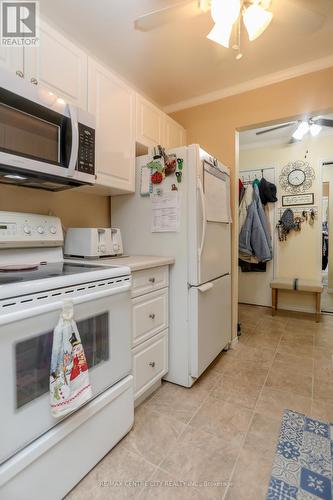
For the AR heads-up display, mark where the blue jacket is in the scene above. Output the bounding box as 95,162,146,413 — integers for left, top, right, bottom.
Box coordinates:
239,184,272,262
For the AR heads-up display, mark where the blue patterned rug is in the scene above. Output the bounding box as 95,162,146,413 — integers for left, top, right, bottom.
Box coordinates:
267,410,333,500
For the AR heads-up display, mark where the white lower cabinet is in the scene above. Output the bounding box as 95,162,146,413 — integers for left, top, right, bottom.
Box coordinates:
130,266,169,401
132,288,168,346
132,330,168,400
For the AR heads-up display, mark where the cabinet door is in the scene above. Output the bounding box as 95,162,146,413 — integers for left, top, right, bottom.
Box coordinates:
136,94,163,148
24,21,87,108
0,46,23,76
88,59,135,193
164,115,186,149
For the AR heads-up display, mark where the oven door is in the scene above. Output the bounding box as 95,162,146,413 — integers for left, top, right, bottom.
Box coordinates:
0,287,131,464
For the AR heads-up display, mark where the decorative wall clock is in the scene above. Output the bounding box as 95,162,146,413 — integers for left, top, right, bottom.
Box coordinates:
279,161,315,194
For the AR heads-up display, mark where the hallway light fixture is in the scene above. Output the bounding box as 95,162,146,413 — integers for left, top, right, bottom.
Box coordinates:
310,123,322,137
292,121,310,141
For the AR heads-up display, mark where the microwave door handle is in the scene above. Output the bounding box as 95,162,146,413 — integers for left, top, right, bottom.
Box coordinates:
197,177,207,258
67,104,79,177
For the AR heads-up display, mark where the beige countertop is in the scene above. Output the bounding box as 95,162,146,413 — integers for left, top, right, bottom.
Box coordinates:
67,255,175,272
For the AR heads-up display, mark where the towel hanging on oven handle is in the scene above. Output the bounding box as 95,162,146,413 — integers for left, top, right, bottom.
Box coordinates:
49,300,92,418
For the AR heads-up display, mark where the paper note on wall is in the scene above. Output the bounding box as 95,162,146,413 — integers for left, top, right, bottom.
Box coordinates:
151,192,181,232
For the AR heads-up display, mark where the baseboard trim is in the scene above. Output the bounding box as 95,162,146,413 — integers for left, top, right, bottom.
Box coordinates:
230,336,239,348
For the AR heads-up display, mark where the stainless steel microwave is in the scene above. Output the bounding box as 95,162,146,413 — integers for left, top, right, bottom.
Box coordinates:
0,69,96,191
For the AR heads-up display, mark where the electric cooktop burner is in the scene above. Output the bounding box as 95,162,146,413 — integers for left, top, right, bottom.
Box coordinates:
0,262,117,285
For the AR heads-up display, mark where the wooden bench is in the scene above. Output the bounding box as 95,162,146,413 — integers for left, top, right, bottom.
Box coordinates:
270,278,323,322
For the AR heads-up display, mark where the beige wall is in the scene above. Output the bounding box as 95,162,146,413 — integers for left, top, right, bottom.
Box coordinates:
240,134,333,312
0,185,110,228
171,67,333,334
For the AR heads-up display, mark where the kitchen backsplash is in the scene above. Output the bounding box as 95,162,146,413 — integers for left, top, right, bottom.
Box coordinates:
0,185,110,229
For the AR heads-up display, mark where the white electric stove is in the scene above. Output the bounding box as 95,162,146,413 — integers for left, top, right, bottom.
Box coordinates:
0,211,134,500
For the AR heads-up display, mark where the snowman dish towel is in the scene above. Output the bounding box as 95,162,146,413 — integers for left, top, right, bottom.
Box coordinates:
50,300,92,418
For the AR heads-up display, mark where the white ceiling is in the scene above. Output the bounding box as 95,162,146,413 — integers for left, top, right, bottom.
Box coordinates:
240,114,333,148
39,0,333,108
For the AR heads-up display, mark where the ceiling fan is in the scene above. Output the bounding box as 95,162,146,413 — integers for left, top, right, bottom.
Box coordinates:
256,117,333,142
134,0,326,57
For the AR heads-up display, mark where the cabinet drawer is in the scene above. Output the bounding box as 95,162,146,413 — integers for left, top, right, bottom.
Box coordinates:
132,330,168,399
131,266,168,298
132,289,168,346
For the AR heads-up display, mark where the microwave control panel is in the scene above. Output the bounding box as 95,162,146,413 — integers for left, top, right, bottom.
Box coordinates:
77,123,95,175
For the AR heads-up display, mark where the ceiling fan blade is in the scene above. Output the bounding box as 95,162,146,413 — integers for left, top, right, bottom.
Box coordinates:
256,122,297,136
134,0,199,32
313,118,333,128
272,0,326,35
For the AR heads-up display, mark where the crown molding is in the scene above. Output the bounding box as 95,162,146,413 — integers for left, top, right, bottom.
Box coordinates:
164,54,333,114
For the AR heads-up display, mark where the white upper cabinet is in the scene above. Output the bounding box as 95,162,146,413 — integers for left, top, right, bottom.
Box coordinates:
0,46,24,76
136,94,164,148
164,115,187,149
24,22,88,109
88,59,135,194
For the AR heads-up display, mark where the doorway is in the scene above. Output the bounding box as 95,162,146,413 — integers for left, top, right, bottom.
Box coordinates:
237,114,333,316
321,161,333,313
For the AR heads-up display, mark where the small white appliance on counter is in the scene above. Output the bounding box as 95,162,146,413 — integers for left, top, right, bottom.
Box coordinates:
0,69,96,191
0,211,133,500
111,144,232,388
65,227,123,258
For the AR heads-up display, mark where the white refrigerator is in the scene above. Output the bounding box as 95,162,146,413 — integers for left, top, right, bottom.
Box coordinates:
111,144,231,387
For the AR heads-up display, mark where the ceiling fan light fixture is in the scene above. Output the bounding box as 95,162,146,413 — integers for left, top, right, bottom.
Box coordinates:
292,121,310,141
210,0,240,25
207,0,240,47
243,4,273,41
207,22,233,48
310,123,322,137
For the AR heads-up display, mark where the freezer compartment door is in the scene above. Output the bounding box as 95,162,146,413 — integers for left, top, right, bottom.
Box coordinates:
199,222,231,285
188,155,231,286
189,274,231,379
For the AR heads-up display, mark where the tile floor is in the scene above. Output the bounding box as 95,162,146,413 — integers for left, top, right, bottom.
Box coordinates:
66,304,333,500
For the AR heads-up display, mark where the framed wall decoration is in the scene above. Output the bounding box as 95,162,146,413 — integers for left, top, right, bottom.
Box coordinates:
282,193,314,207
279,161,315,194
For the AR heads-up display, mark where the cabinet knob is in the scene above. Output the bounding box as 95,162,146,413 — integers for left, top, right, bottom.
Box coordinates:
148,277,155,283
30,77,38,85
149,313,156,320
16,70,24,78
149,361,156,368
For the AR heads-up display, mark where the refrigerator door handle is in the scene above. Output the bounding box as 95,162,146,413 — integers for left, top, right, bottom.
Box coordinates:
198,282,214,293
197,177,207,258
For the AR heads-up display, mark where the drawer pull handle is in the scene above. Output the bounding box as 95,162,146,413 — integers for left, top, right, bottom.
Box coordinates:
149,277,155,283
30,77,38,85
149,313,156,319
16,70,24,78
149,361,156,368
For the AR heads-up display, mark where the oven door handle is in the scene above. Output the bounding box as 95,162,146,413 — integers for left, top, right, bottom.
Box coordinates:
0,282,131,326
67,104,79,177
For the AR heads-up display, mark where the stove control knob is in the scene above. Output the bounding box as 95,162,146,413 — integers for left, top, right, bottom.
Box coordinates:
50,225,57,234
37,226,45,234
99,244,106,253
23,224,31,235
